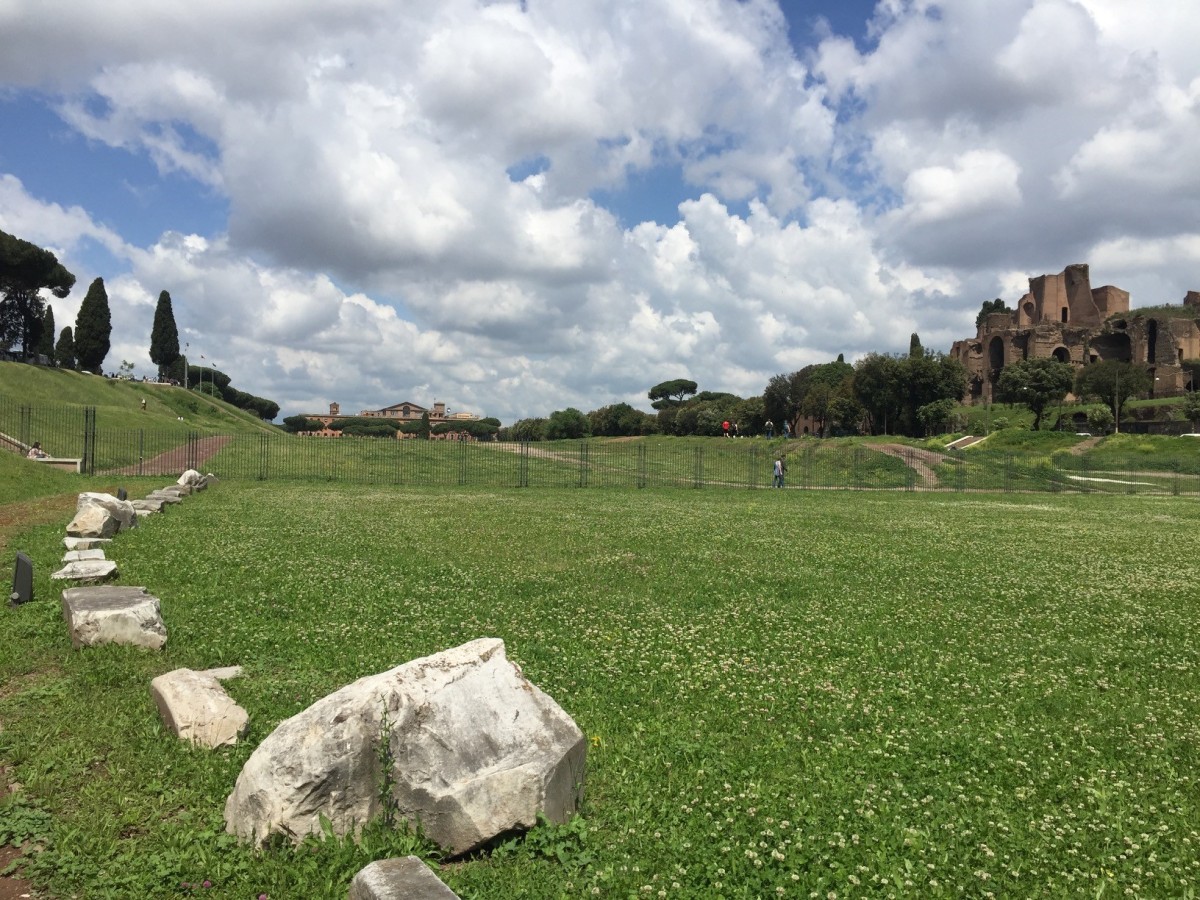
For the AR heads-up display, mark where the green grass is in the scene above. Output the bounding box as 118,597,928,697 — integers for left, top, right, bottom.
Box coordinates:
0,361,278,440
3,484,1200,897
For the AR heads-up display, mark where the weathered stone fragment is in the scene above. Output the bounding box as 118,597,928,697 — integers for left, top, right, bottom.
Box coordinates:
131,497,166,514
66,492,137,538
151,667,249,748
51,559,118,582
63,549,106,563
348,857,461,900
224,638,586,855
62,585,167,650
63,536,112,551
178,469,203,487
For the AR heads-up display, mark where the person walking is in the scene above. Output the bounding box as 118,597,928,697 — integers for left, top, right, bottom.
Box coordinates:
722,420,731,438
764,419,774,438
772,455,786,488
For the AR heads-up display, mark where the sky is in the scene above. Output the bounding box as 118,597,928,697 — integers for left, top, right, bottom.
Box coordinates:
2,0,1199,424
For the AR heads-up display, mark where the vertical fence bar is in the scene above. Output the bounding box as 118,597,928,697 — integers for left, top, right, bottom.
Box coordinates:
693,445,703,489
1004,454,1014,493
637,442,647,488
519,442,529,488
579,441,589,488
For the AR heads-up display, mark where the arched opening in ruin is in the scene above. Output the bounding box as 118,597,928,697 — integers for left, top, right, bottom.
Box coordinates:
1147,320,1158,363
1023,301,1036,323
1052,346,1070,363
1089,333,1132,363
988,337,1005,384
1061,306,1069,323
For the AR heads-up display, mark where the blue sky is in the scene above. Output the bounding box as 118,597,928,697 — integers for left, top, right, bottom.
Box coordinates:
2,0,1199,423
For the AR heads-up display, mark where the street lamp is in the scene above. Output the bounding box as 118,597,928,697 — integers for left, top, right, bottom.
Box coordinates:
183,342,190,391
1114,367,1120,434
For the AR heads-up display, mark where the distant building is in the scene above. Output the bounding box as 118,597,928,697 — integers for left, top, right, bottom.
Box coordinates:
300,400,483,439
950,263,1200,404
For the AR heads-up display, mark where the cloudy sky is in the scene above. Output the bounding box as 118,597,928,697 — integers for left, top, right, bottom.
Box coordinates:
2,0,1199,423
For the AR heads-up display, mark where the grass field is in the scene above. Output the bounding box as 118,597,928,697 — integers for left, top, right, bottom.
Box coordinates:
2,469,1200,898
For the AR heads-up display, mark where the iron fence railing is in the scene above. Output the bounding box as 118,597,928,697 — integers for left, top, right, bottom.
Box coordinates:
3,400,1198,494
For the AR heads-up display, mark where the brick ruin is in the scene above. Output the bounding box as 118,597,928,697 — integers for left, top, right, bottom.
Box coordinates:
950,263,1200,404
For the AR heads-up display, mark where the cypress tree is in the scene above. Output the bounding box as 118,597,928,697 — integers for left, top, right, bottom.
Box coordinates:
37,304,56,363
55,326,75,369
149,290,181,377
74,277,111,374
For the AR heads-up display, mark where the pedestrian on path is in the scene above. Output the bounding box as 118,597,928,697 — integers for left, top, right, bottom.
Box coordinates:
772,456,786,488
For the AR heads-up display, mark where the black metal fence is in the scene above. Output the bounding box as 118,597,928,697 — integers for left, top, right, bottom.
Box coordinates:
3,400,1198,494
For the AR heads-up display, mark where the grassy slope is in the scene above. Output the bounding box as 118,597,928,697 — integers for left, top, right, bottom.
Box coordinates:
0,362,278,434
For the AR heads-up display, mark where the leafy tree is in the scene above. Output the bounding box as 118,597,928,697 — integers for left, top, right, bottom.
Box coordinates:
1086,407,1114,434
975,298,1011,329
54,326,75,369
589,402,655,437
0,229,75,360
1073,360,1152,426
909,333,924,359
1178,392,1200,432
149,290,181,377
648,379,698,410
419,410,431,440
732,396,765,435
916,398,957,435
763,370,808,433
996,358,1075,430
509,417,547,441
852,353,904,434
545,407,590,440
282,415,323,433
73,277,111,374
36,304,56,362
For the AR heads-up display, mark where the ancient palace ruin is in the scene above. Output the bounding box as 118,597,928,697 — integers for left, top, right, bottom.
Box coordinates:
951,263,1200,404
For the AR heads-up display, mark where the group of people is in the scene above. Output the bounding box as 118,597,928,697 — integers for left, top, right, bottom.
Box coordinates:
763,419,792,439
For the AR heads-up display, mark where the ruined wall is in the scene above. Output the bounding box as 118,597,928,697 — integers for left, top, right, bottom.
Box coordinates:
952,264,1200,404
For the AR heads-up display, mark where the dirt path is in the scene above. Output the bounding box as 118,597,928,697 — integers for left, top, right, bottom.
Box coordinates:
869,443,950,487
1068,436,1102,455
107,434,233,477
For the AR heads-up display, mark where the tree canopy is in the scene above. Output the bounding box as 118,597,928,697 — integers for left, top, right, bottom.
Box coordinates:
647,379,698,410
73,277,112,374
0,229,76,360
149,290,181,376
996,358,1075,430
976,298,1011,329
1073,360,1153,426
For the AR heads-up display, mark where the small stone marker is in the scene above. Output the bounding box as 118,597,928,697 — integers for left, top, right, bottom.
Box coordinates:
62,585,167,649
348,857,461,900
51,559,118,582
10,552,33,606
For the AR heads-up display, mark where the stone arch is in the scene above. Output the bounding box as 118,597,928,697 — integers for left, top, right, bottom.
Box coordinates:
1052,346,1070,363
1023,300,1036,322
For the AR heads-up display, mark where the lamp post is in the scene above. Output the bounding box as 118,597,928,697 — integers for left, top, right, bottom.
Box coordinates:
183,342,189,391
1114,367,1120,434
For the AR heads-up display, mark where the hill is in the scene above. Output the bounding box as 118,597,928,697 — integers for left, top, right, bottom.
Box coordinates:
0,361,279,435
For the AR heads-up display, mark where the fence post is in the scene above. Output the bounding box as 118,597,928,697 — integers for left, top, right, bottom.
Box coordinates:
83,406,97,475
579,441,589,487
693,445,703,489
1004,454,1014,493
905,449,915,491
259,433,269,481
637,442,647,488
519,442,529,488
19,404,32,449
458,439,467,485
138,430,144,477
